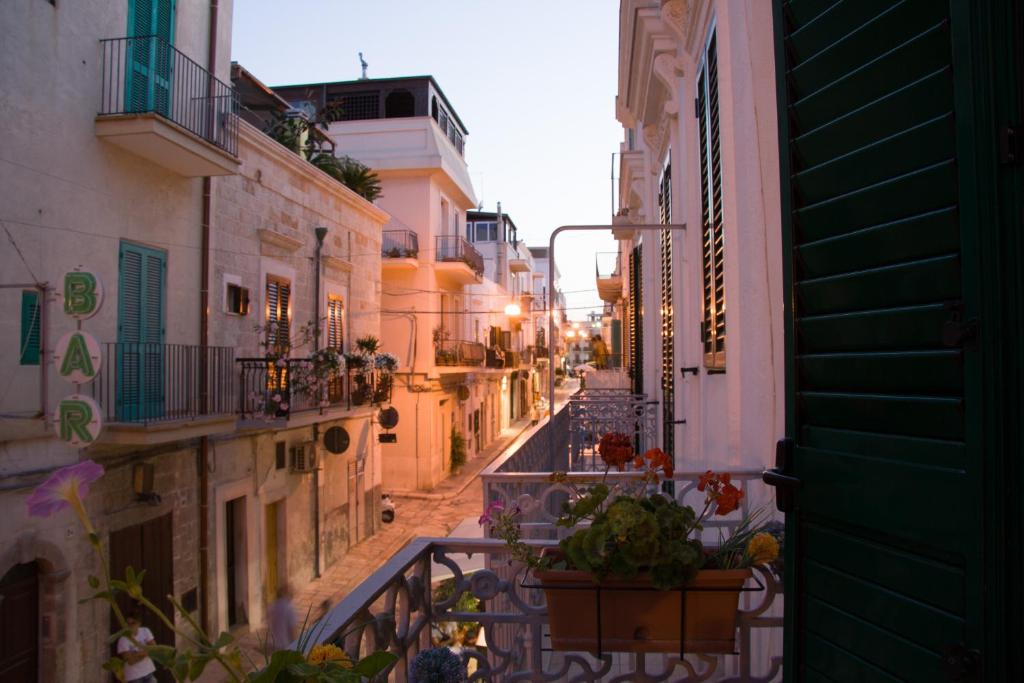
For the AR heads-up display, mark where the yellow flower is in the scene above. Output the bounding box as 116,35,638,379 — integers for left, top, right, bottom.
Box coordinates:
746,532,780,565
307,644,353,668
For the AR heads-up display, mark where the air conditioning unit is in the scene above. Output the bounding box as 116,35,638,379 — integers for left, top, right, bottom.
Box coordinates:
289,442,317,473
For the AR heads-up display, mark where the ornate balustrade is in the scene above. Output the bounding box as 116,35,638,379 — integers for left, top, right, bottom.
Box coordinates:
568,390,658,471
308,536,782,682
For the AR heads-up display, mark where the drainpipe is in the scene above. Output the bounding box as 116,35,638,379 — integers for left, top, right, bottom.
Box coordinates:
312,226,328,578
197,0,220,634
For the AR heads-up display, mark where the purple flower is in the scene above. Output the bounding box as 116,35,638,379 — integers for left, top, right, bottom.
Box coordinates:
26,460,104,529
478,500,505,526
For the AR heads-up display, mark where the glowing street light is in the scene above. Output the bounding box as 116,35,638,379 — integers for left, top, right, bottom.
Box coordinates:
565,329,576,339
504,302,522,317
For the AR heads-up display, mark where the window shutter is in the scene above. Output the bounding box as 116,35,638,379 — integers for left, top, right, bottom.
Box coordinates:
629,245,644,395
265,278,291,354
327,298,343,350
659,160,674,458
698,31,726,369
20,291,41,366
119,247,144,343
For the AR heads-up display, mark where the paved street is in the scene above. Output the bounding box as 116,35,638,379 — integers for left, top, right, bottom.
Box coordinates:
199,380,577,679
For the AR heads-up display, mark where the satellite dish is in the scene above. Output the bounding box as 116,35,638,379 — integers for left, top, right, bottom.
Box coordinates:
378,406,399,430
323,426,350,455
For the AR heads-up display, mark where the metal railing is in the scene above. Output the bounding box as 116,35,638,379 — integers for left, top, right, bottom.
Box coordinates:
382,229,419,258
91,343,235,424
237,358,362,419
435,235,484,277
308,534,782,682
99,35,239,156
434,340,485,367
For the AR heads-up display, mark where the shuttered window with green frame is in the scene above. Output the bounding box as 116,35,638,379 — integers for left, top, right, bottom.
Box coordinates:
20,290,41,365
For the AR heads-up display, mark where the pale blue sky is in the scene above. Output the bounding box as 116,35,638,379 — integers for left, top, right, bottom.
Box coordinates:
230,0,621,319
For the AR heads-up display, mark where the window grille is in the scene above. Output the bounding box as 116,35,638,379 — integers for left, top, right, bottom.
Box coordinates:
328,91,379,121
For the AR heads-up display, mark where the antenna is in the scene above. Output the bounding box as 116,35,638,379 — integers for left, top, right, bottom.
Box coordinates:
358,52,368,80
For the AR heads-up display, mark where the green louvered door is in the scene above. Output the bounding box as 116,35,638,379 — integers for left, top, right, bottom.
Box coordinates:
117,242,166,421
126,0,175,116
772,1,988,680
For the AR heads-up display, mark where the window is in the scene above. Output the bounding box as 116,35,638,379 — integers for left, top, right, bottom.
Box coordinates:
697,29,726,370
20,291,41,365
629,244,643,395
265,276,291,354
226,283,250,315
441,199,450,236
658,157,675,462
384,89,414,118
327,296,344,350
275,441,286,469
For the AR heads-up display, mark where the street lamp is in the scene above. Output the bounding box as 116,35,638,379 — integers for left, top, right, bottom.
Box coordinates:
504,302,522,317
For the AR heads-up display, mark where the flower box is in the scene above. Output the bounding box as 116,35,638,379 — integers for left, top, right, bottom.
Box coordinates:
536,556,751,654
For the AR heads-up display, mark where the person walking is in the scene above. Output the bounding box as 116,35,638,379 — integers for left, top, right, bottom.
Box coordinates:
267,582,298,650
117,608,158,683
592,335,609,369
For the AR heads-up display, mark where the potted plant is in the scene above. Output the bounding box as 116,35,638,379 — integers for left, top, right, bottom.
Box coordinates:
483,446,779,655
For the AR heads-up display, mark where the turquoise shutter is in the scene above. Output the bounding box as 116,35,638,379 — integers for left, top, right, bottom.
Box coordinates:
118,242,166,420
19,291,40,366
125,0,175,115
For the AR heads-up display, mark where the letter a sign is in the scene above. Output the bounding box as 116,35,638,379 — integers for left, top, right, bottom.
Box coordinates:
54,331,102,384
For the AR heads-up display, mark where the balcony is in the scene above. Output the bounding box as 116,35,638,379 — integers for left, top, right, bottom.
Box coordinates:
307,398,781,680
435,340,485,368
381,229,420,272
596,251,623,303
236,358,392,426
435,235,484,286
89,343,237,445
96,36,240,177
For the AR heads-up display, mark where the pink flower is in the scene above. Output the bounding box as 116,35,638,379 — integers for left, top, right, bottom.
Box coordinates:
478,500,504,526
26,460,104,529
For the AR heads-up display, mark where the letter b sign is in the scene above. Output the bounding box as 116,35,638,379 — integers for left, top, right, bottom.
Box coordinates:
63,271,103,320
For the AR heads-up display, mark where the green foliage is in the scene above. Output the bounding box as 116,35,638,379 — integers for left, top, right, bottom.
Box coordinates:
450,427,467,472
557,493,706,590
309,154,383,202
354,335,381,355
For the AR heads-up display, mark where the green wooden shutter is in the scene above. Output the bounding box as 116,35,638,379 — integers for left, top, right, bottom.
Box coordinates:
698,31,726,370
125,0,175,115
772,0,984,680
19,291,40,366
629,244,643,395
118,242,166,420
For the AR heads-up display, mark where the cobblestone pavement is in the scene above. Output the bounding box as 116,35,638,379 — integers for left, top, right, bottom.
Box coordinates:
200,381,577,679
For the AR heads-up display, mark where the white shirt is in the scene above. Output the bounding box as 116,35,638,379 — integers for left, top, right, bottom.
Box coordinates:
117,626,156,681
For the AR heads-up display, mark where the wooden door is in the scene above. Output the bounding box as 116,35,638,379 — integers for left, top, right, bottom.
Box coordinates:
110,513,174,681
264,502,281,604
0,562,38,682
225,497,248,627
768,0,1024,680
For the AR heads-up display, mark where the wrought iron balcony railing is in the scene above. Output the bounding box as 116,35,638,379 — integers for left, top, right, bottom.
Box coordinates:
90,343,235,424
435,340,485,367
381,229,419,258
435,235,484,276
99,35,240,156
236,358,395,419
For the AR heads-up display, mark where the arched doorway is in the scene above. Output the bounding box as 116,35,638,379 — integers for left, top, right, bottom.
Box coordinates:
0,561,39,680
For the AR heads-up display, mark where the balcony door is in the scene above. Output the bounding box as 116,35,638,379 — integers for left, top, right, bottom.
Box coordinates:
117,241,166,421
772,0,1021,680
126,0,176,117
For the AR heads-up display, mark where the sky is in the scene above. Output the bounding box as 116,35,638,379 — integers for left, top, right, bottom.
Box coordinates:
230,0,622,320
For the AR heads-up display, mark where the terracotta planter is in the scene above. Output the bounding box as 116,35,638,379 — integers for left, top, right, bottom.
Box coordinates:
535,566,751,654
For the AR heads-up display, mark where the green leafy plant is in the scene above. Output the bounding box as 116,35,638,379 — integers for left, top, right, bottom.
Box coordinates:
310,154,382,202
450,426,467,472
432,579,480,647
26,461,396,682
483,445,780,591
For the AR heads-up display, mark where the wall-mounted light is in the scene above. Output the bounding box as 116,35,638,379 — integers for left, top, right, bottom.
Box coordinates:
504,302,521,317
566,329,576,339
